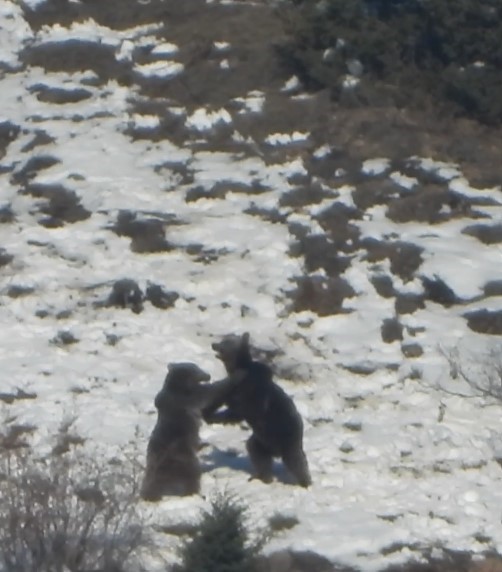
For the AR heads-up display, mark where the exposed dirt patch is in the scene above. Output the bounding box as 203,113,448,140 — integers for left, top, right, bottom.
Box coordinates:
363,239,424,282
11,155,60,186
0,121,20,160
21,0,173,31
20,40,127,82
352,178,402,210
7,285,35,298
30,85,94,104
387,185,486,224
463,224,502,245
260,549,355,572
21,129,56,153
483,281,502,297
280,182,331,209
0,248,13,267
110,210,173,253
104,278,144,314
0,388,37,405
315,202,362,252
371,274,395,299
21,183,91,226
0,204,15,224
395,293,426,315
289,234,352,277
420,276,461,307
289,274,356,316
381,318,403,343
464,310,502,335
145,284,179,310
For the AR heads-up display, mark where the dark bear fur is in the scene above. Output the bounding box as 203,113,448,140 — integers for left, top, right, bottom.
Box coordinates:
141,362,234,501
203,333,312,487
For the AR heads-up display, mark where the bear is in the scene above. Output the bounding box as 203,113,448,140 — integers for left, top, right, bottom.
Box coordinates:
202,333,312,487
141,362,235,501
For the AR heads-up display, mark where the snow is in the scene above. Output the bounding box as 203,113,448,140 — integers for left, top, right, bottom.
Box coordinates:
185,108,233,131
134,60,184,79
1,4,502,572
151,42,179,56
362,158,391,176
265,131,310,146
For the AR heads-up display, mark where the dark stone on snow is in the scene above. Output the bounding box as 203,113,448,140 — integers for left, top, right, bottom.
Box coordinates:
381,317,403,343
484,280,502,297
0,121,20,159
463,223,502,245
107,279,144,314
371,274,395,298
0,204,14,224
421,275,458,307
11,155,60,186
401,343,424,358
395,294,425,315
30,84,93,104
464,309,502,335
145,284,179,310
21,183,91,226
7,285,35,298
0,248,13,267
110,210,173,253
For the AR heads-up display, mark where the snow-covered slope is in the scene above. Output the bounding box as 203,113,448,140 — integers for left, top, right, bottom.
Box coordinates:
1,1,502,570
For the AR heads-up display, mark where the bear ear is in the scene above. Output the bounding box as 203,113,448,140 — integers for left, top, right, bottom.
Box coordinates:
241,332,250,347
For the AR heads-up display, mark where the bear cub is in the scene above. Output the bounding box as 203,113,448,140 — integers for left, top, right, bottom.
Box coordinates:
141,362,233,501
203,333,312,487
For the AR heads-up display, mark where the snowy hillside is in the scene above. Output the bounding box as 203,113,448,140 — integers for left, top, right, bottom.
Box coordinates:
1,1,502,571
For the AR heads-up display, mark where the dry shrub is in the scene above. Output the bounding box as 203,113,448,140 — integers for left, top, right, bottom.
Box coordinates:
0,443,147,572
441,343,502,401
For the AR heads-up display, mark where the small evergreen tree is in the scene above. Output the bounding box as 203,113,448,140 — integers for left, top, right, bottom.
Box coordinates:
177,493,265,572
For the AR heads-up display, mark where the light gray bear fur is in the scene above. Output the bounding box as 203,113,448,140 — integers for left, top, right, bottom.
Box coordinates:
141,362,235,501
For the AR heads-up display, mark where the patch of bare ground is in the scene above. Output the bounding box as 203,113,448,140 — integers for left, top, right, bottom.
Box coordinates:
109,210,173,253
0,389,37,405
20,183,91,227
463,224,502,245
288,274,356,316
363,240,424,283
0,248,13,267
21,0,175,31
260,550,502,572
0,121,20,160
29,85,94,105
464,310,502,336
386,184,489,224
20,40,128,83
381,551,502,572
136,2,288,106
260,549,354,572
0,204,14,224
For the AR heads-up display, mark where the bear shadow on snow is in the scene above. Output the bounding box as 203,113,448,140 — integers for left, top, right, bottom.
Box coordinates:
140,362,234,501
202,332,312,487
200,446,300,486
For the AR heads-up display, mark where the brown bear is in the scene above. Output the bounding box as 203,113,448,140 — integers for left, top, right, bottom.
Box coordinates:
203,333,312,487
141,362,234,501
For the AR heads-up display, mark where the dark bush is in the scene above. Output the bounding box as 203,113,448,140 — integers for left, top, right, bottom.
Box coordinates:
177,493,265,572
276,0,502,124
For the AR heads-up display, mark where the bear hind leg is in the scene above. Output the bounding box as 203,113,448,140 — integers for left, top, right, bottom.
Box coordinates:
282,446,312,488
246,435,273,484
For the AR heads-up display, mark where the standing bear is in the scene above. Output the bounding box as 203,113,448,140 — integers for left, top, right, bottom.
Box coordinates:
203,333,312,487
141,362,234,501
